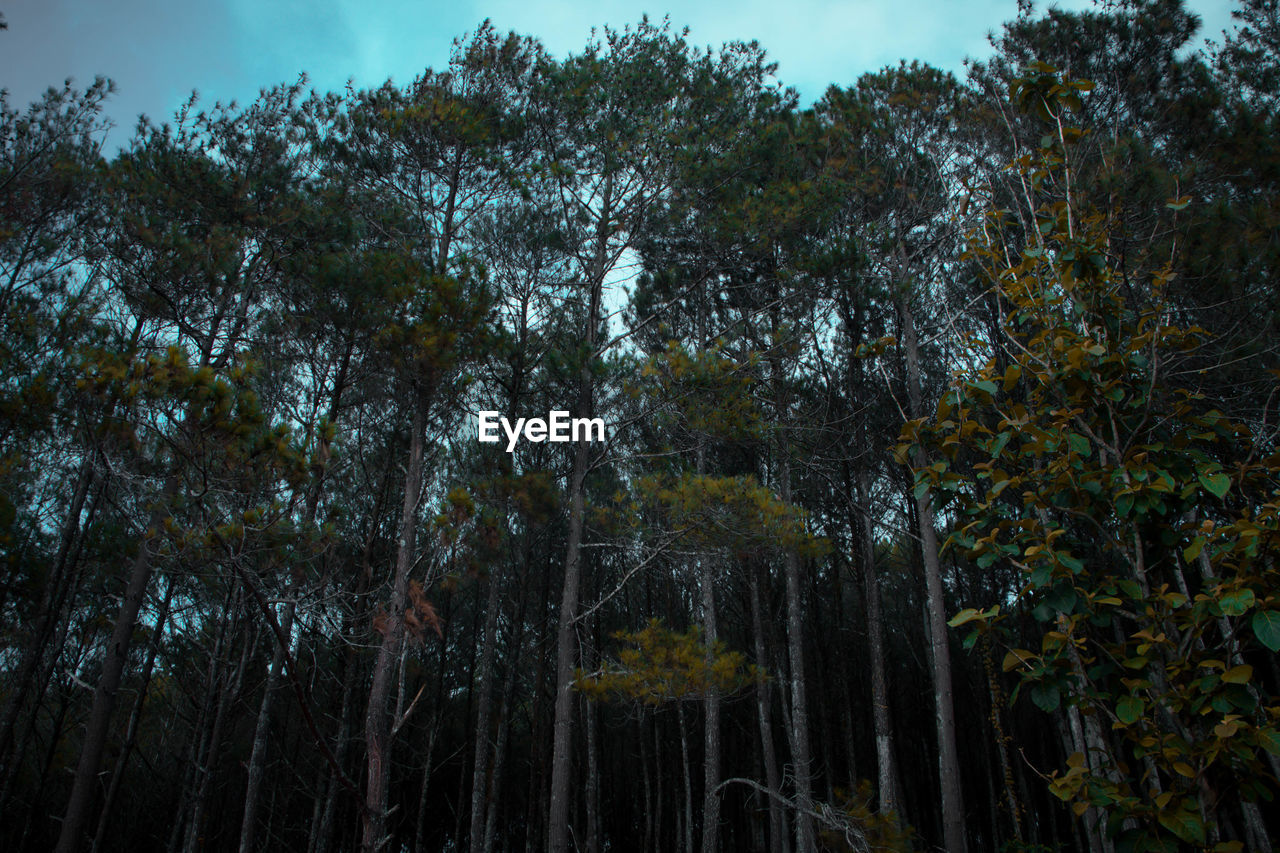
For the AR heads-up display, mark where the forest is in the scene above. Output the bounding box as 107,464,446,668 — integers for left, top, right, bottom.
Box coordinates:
2,1,1279,851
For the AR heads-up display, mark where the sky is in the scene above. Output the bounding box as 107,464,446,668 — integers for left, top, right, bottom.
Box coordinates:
1,0,1240,149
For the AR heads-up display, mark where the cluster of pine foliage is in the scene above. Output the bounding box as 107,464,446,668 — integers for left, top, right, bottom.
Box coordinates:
3,1,1279,851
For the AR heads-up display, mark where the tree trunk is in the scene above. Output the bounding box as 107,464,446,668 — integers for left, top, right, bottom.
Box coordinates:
0,460,94,787
855,468,899,820
363,391,428,853
700,568,722,853
90,575,175,852
183,602,256,853
548,172,610,853
240,339,349,853
239,596,296,853
750,565,788,853
54,473,179,853
678,702,694,853
468,561,504,851
585,691,602,853
314,630,360,853
777,450,815,852
896,290,966,853
482,597,526,853
546,356,594,853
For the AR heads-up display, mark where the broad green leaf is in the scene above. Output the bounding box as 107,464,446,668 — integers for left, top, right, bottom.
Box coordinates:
1252,610,1280,652
1199,470,1230,499
1219,588,1255,616
1030,564,1052,589
1116,695,1144,725
913,477,930,501
1046,583,1077,614
1056,552,1084,574
1158,809,1205,843
1030,683,1060,712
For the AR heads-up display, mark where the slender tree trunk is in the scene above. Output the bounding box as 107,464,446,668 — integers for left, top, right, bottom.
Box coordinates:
525,551,554,853
652,713,664,853
414,609,455,853
546,363,593,853
169,580,237,853
314,633,360,853
750,565,788,853
700,567,722,853
777,450,815,852
640,712,654,853
981,635,1022,844
855,469,899,820
482,599,526,853
468,560,504,851
240,339,349,853
54,473,179,853
548,174,610,853
0,470,103,822
90,575,175,852
363,391,428,853
184,606,256,853
0,460,94,782
238,596,296,853
678,702,694,853
585,691,602,853
896,290,966,853
1064,705,1108,853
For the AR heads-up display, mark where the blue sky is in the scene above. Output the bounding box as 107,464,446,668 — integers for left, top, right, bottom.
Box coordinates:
1,0,1239,148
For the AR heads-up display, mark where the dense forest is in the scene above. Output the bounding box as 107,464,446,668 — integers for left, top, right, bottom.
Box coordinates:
3,1,1279,851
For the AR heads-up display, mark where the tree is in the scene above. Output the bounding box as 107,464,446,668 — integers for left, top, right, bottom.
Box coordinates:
523,21,715,851
907,66,1280,852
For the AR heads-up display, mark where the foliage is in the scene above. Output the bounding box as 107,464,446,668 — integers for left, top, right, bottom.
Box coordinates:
904,67,1280,850
825,782,916,853
577,619,759,705
5,5,1280,852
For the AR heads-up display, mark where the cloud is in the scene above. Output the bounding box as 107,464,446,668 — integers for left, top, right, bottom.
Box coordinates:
0,0,1242,150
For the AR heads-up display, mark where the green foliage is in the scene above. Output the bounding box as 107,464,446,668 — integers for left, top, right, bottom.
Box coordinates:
629,471,828,558
902,67,1280,848
631,341,765,444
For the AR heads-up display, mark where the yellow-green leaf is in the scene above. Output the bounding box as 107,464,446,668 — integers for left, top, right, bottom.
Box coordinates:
1222,664,1253,684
